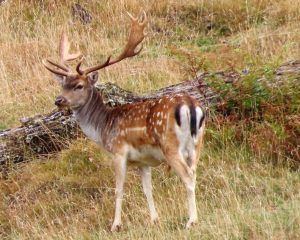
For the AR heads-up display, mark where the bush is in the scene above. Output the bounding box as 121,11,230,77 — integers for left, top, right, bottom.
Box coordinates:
209,69,300,164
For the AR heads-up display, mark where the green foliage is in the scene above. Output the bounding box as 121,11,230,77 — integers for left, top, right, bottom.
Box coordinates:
206,67,300,162
0,123,7,130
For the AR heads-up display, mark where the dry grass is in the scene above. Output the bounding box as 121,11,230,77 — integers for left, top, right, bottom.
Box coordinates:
1,0,300,239
1,0,300,128
1,139,299,239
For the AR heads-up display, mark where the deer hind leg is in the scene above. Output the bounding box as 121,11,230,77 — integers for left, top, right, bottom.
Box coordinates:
111,154,127,232
140,166,159,224
164,149,197,229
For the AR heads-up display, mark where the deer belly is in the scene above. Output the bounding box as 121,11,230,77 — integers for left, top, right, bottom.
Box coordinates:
127,145,164,167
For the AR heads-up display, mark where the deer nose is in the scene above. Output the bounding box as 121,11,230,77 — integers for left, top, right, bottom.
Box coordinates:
55,96,66,107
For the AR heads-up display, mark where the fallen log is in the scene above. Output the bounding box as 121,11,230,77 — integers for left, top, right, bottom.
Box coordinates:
0,72,232,167
1,60,299,168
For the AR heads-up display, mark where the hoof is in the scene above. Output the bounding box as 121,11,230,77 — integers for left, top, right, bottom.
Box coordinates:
111,223,122,232
185,219,197,229
151,217,160,225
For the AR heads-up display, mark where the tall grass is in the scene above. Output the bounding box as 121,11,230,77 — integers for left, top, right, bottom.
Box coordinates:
1,0,300,239
1,0,300,128
1,138,299,239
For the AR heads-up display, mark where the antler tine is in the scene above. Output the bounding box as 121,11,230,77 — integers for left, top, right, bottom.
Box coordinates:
42,60,70,77
60,30,82,63
76,60,84,75
43,30,83,77
46,59,70,72
77,56,111,75
82,11,147,75
113,10,147,60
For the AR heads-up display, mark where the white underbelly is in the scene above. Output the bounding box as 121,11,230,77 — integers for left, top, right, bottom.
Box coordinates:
127,145,165,167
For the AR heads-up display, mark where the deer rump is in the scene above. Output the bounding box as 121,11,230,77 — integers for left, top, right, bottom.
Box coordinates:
124,101,205,168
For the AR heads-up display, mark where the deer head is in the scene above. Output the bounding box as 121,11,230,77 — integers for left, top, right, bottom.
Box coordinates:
43,11,147,109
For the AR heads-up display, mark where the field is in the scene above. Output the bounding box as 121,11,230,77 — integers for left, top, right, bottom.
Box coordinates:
0,0,299,239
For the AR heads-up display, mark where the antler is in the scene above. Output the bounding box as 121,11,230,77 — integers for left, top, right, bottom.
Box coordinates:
81,11,147,75
42,30,82,76
60,31,82,63
43,11,146,77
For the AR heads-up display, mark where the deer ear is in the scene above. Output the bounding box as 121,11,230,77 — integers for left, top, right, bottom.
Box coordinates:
88,71,99,85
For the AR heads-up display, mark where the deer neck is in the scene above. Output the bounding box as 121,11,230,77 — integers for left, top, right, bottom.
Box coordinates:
73,87,117,150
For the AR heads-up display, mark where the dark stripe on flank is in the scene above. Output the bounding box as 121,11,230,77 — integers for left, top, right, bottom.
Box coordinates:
189,105,197,137
175,104,182,127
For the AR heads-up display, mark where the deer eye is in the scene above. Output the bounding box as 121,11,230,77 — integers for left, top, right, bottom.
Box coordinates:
74,84,84,91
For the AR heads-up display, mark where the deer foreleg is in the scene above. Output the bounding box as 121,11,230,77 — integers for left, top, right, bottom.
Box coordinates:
140,166,159,224
111,154,127,232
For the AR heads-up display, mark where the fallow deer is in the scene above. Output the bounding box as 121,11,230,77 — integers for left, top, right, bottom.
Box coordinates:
43,12,205,231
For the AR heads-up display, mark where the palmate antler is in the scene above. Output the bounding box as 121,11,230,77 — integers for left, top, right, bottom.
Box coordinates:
43,30,82,76
79,11,147,75
43,11,147,77
59,31,82,63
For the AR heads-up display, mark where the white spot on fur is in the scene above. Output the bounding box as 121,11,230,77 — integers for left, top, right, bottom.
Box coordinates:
195,107,204,129
127,127,146,132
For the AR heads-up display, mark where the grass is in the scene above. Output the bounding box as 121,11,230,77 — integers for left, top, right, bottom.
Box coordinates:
1,0,300,239
1,138,299,239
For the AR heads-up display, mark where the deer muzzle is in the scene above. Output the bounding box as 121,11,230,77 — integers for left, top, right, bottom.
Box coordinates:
55,96,67,107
